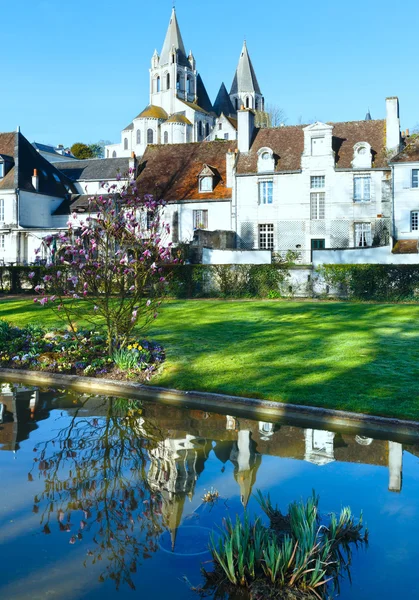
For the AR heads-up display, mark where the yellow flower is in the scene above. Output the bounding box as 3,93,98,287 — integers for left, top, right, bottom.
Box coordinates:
138,346,142,351
127,345,133,350
133,343,138,349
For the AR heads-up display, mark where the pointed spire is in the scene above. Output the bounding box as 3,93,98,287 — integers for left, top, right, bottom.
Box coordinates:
160,7,188,67
213,83,236,117
230,40,261,96
365,108,372,121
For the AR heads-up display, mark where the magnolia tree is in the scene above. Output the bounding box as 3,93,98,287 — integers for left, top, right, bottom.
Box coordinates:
34,176,175,354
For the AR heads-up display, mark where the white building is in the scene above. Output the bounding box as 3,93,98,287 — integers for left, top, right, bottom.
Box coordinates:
105,9,264,158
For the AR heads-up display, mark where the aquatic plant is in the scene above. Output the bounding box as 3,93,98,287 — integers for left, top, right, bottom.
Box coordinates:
203,491,367,599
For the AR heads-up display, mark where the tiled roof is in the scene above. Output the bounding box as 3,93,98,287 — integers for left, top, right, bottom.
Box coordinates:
236,119,388,174
0,131,76,196
391,137,419,163
166,113,192,125
136,140,236,201
225,116,238,130
135,105,169,120
55,157,131,181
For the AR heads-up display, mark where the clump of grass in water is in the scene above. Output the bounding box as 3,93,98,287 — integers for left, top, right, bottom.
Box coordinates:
201,491,368,600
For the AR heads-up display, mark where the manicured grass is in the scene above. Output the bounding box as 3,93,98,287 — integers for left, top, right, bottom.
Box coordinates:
1,297,419,420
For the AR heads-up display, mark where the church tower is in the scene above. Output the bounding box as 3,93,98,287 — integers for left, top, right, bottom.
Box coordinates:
229,41,264,112
150,8,198,116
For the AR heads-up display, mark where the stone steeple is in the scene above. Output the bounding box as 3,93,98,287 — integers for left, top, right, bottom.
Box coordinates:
160,7,188,67
214,82,236,118
229,41,264,112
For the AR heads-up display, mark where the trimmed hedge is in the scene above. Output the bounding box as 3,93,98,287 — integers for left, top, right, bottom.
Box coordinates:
317,264,419,301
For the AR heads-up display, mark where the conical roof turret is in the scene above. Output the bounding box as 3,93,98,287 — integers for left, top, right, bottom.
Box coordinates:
160,8,188,67
214,83,236,117
230,41,262,96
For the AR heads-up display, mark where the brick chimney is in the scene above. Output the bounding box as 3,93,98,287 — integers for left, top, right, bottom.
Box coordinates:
129,152,136,174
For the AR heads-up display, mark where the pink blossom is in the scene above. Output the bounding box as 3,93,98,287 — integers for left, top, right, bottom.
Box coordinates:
39,298,48,306
28,272,35,279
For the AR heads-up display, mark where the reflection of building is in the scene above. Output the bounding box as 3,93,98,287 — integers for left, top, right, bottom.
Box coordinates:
230,430,262,507
304,429,336,466
0,387,44,452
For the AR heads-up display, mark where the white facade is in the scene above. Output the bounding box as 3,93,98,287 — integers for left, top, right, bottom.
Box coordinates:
392,160,419,241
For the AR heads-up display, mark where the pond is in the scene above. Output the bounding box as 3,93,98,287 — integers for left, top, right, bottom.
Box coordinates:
0,382,418,599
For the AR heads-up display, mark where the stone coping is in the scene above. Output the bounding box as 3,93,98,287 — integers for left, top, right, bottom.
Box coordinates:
1,368,418,442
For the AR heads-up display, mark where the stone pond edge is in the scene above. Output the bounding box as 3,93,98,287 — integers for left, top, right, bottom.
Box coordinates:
1,368,418,441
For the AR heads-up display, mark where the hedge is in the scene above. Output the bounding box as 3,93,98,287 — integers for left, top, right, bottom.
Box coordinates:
317,264,419,301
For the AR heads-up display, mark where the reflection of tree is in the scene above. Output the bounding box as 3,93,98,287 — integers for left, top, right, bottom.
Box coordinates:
29,397,166,590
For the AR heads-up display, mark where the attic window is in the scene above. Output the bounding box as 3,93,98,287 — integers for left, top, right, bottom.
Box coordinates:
199,176,213,192
0,162,3,179
261,152,270,160
358,146,367,155
52,173,61,183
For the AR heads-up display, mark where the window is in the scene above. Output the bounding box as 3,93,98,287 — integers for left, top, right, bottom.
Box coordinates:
235,98,238,110
146,211,153,230
311,137,325,155
259,181,273,204
163,131,168,144
259,224,274,250
205,123,210,137
310,192,325,219
310,175,325,188
112,151,117,158
355,223,371,247
0,234,4,249
224,133,229,140
106,150,109,158
52,173,61,183
147,129,154,144
354,176,371,201
166,73,170,89
199,176,213,192
412,169,419,188
193,209,208,229
136,129,141,145
218,123,222,131
156,76,161,92
186,77,191,94
245,97,250,108
0,199,4,223
198,121,203,137
176,75,181,90
124,138,128,150
411,211,419,231
0,163,3,178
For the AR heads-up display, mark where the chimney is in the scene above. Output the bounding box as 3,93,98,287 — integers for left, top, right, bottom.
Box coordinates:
386,97,401,152
237,108,255,153
226,150,235,188
406,128,410,137
129,152,137,174
32,168,39,192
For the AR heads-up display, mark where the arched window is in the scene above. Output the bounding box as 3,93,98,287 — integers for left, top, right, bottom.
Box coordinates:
147,129,153,144
124,138,128,150
205,122,210,137
136,129,141,145
164,131,168,144
186,77,191,94
235,98,238,110
198,121,202,137
166,73,170,89
246,96,250,108
112,151,117,158
176,75,181,90
157,76,161,92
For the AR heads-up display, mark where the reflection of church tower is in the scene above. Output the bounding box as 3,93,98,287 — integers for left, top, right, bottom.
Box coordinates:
388,441,403,493
304,429,335,466
147,433,211,549
230,430,261,508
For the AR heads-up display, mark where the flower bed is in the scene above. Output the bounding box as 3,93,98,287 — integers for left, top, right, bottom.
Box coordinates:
0,320,164,381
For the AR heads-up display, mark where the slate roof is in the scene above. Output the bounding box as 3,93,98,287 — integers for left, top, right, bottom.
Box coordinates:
196,74,213,114
136,140,237,201
213,83,236,118
53,194,115,215
0,131,76,196
230,41,262,96
236,119,388,174
55,157,131,181
160,8,189,67
391,137,419,163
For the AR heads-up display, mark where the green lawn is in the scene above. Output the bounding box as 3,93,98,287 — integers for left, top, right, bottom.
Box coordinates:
1,298,419,420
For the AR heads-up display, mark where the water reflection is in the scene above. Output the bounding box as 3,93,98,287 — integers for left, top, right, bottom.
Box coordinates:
0,382,416,595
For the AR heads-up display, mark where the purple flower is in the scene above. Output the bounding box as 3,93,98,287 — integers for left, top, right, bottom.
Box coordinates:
39,298,48,306
28,272,35,279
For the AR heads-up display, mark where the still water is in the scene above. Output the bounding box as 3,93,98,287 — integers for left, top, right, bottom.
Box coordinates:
0,382,418,599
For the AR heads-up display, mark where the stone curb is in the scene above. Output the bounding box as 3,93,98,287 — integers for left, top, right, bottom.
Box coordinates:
1,368,418,442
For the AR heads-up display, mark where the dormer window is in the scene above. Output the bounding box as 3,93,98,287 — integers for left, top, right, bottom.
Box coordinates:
0,162,4,178
311,137,325,156
352,142,372,168
198,164,218,193
200,176,213,192
257,147,275,173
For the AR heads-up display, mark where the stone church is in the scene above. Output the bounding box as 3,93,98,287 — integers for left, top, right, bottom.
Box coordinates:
105,8,264,158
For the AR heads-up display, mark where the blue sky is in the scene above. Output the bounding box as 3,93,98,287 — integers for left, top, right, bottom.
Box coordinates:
2,0,419,146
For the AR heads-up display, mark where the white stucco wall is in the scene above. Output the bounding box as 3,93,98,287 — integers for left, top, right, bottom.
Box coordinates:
164,200,232,244
312,245,419,265
392,161,419,240
19,191,64,229
202,248,271,264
